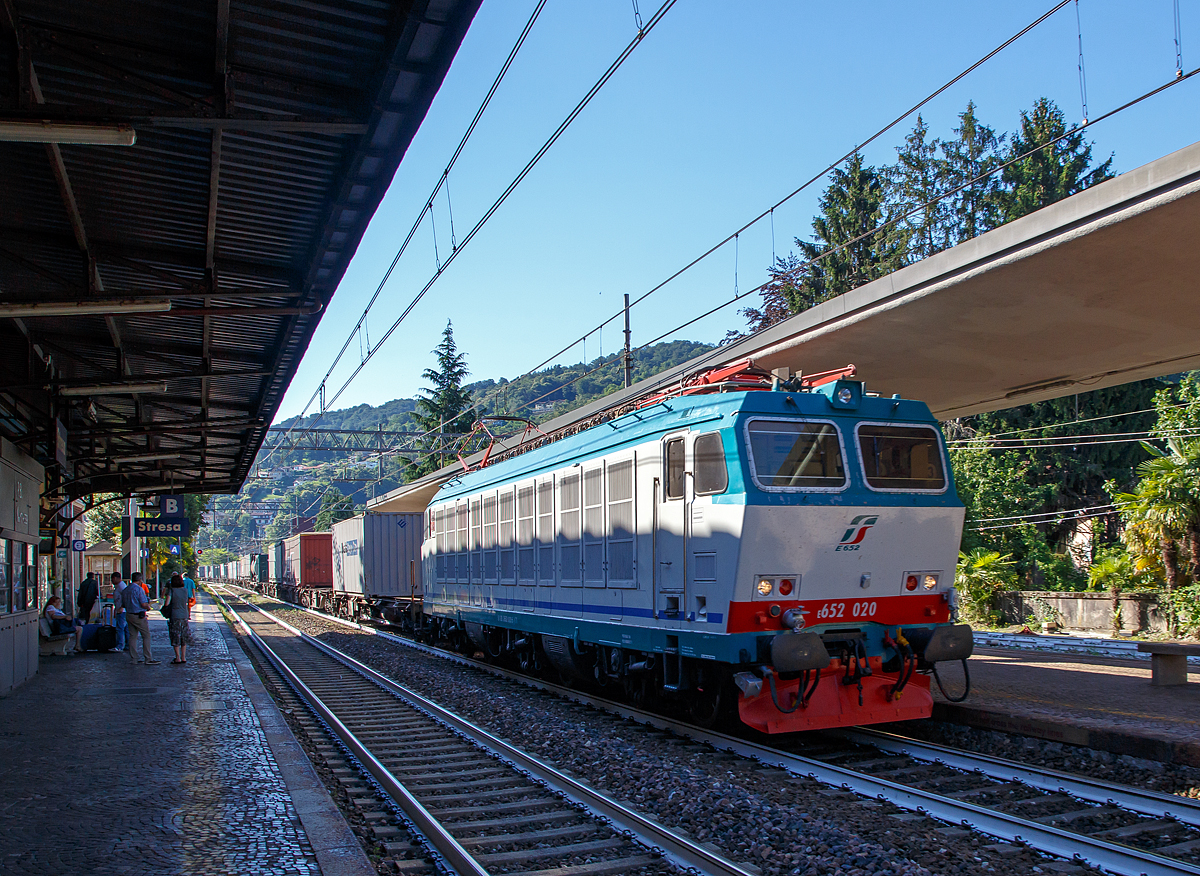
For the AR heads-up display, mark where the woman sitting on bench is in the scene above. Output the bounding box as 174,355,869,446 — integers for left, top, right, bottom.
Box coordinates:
43,596,83,639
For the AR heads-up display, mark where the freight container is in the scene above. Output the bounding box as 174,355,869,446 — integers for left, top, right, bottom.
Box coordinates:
267,542,281,587
252,554,269,584
332,513,422,598
282,532,333,607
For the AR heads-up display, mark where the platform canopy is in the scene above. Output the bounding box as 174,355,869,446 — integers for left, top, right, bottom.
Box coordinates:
370,138,1200,513
0,0,480,500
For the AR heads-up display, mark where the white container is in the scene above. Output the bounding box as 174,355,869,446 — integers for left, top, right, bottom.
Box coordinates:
332,513,422,598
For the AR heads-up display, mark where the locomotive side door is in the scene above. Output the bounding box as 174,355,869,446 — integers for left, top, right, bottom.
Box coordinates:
654,433,689,618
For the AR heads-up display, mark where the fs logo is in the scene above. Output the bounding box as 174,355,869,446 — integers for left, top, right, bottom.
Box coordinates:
835,515,878,552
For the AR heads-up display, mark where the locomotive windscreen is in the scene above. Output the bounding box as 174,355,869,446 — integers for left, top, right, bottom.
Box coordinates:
856,424,946,490
747,419,845,488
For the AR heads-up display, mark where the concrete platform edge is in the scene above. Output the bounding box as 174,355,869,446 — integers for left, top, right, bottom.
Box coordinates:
215,605,377,876
933,703,1200,768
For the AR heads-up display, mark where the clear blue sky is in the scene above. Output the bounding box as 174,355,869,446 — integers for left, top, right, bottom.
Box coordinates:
276,0,1198,423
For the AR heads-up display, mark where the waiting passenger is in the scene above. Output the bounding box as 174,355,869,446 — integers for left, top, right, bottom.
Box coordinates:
163,574,193,664
77,573,99,624
121,577,158,665
42,597,81,650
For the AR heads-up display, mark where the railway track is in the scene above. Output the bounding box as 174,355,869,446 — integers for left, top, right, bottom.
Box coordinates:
215,582,1200,876
211,585,756,876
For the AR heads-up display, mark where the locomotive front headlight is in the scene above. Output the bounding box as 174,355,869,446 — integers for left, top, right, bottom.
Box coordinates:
905,574,919,591
778,578,794,596
757,578,774,596
922,574,939,590
837,387,853,404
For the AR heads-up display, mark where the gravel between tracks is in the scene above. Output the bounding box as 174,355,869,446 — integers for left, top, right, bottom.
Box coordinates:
242,599,1125,876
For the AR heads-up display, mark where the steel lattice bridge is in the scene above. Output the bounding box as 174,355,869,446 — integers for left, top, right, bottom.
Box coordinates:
263,428,466,454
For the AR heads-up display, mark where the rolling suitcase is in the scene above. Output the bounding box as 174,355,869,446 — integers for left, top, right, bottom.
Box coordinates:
80,623,118,652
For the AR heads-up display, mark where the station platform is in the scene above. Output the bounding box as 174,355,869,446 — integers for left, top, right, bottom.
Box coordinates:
0,593,374,876
930,643,1200,766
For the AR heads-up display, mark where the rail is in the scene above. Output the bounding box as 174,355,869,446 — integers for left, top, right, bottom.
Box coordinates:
212,582,1200,876
212,585,758,876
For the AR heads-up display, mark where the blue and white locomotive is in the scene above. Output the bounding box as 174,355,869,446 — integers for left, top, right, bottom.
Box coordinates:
421,361,973,732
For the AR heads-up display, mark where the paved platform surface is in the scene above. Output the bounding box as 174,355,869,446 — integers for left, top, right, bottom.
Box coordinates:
0,593,374,876
932,644,1200,766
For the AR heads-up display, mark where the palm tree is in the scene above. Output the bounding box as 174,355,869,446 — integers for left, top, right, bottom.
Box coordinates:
1087,551,1136,637
955,548,1016,626
1113,444,1200,637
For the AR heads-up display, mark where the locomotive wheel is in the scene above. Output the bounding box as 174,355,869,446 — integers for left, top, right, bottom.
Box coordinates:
687,665,733,728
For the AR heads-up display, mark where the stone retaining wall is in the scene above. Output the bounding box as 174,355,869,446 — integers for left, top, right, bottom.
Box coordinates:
995,591,1166,634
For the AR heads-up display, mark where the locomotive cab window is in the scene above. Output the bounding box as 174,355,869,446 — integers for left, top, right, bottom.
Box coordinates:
746,419,845,489
856,424,946,491
694,432,728,495
665,437,686,499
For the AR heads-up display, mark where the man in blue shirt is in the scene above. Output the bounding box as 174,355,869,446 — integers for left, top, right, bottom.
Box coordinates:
121,577,159,664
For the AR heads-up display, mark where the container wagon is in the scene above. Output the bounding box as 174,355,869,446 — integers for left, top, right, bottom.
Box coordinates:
330,513,423,623
282,532,333,607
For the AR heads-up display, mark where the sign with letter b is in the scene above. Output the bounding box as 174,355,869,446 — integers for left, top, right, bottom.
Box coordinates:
158,495,182,517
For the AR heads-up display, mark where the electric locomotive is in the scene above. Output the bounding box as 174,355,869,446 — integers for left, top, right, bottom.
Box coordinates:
421,361,973,732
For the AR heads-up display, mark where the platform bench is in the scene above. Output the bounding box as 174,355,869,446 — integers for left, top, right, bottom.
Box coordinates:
1137,641,1200,686
37,618,74,656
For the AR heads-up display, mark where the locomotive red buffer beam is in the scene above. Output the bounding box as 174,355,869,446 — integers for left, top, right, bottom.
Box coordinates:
734,624,974,733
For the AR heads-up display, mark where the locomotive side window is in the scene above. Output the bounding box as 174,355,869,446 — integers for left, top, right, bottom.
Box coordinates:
747,419,845,488
537,479,555,586
583,467,605,586
483,494,498,582
694,432,728,495
559,473,582,584
456,502,469,581
499,489,515,582
665,437,685,499
518,484,536,582
857,424,946,491
470,498,482,583
607,459,635,585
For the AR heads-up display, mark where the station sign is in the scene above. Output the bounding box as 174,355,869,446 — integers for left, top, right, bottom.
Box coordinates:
71,539,86,552
168,544,180,555
152,495,184,516
134,517,190,538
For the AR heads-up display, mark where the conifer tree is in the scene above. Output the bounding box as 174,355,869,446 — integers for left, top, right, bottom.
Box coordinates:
742,153,906,332
888,115,948,260
410,321,476,476
940,101,1005,244
1000,97,1113,221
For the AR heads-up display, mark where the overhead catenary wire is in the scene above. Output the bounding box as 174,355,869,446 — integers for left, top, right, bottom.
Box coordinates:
265,0,550,466
515,59,1200,415
277,0,678,457
455,1,1083,422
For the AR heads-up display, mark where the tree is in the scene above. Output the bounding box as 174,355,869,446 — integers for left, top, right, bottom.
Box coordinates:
940,101,1005,245
315,488,354,532
84,494,124,544
410,321,476,476
1000,97,1113,222
888,114,949,261
1112,446,1200,637
742,153,907,332
955,548,1016,626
